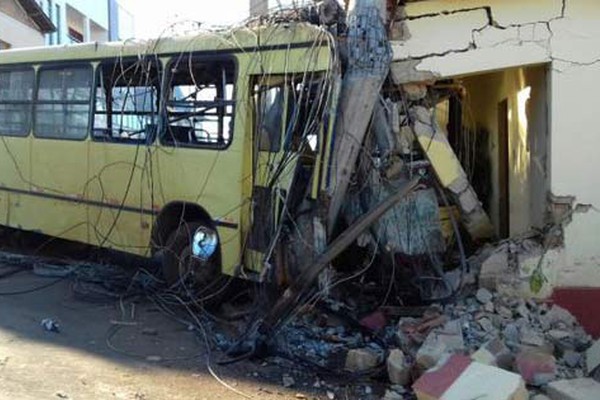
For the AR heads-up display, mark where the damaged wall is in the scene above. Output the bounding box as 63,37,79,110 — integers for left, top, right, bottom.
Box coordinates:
391,0,600,291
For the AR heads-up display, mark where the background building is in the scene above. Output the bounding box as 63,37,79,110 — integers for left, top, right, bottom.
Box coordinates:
0,0,55,49
40,0,134,45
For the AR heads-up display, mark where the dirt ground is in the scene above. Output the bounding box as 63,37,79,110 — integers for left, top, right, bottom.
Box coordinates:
0,265,344,400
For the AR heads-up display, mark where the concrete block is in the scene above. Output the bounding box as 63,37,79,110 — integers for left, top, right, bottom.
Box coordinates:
585,339,600,375
546,378,600,400
387,349,411,385
471,338,514,370
413,354,527,400
344,348,379,372
516,349,557,386
416,320,464,370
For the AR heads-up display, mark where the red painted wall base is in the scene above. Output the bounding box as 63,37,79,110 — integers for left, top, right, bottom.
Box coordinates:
552,287,600,339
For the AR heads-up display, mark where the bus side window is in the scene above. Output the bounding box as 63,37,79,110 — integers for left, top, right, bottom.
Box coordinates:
164,56,235,148
93,59,160,143
0,68,35,137
35,65,92,140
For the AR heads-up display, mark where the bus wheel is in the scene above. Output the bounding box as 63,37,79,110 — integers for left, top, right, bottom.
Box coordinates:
162,221,220,291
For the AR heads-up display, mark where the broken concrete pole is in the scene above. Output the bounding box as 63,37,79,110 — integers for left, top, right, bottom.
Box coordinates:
344,348,380,372
546,378,600,400
516,349,557,386
387,349,411,385
416,320,464,370
327,0,392,229
585,339,600,375
409,106,494,240
413,354,528,400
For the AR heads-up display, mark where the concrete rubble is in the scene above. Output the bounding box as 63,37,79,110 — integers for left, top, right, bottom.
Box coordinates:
266,284,596,399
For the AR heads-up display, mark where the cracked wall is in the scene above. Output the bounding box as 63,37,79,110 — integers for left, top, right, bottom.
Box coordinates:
391,0,600,289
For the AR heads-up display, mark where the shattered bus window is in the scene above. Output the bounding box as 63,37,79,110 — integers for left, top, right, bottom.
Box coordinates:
93,59,161,143
164,57,235,148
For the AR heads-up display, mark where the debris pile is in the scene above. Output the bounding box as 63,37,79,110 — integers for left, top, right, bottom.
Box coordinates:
268,286,597,399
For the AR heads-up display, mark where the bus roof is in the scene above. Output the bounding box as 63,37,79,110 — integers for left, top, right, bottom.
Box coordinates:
0,23,333,65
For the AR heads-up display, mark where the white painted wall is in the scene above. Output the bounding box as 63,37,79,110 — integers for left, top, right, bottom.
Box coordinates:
0,11,45,48
392,0,600,290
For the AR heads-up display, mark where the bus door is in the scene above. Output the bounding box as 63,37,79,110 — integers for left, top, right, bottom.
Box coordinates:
247,74,325,277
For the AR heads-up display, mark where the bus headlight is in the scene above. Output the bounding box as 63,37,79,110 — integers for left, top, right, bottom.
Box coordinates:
192,226,218,261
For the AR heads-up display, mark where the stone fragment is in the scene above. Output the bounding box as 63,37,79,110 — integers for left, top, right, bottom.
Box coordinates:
471,338,514,370
562,350,581,368
477,318,495,333
413,355,527,400
387,349,411,385
516,303,530,320
585,339,600,375
416,320,464,370
546,378,600,400
476,288,493,304
503,323,521,343
484,302,495,313
521,327,547,348
544,305,577,328
548,329,572,341
497,305,514,319
516,349,557,386
344,348,379,372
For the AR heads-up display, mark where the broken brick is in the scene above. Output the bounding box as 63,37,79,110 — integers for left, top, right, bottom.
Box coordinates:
516,349,557,386
413,354,527,400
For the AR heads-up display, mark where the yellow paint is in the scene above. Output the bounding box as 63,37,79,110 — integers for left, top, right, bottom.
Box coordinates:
0,23,337,277
416,136,461,187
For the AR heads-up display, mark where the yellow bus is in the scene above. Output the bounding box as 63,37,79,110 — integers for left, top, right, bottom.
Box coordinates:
0,23,338,288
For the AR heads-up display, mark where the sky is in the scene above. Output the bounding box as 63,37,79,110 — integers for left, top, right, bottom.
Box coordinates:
119,0,253,39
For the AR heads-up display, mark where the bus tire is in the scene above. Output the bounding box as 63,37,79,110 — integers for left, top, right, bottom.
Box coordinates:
162,221,220,290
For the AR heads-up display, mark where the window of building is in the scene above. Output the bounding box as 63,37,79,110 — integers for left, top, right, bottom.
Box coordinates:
164,56,236,148
55,4,61,44
93,59,161,143
35,65,93,140
68,28,83,43
0,68,35,136
46,0,54,45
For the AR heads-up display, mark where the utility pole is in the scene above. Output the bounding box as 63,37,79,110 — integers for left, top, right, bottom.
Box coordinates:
327,0,392,230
